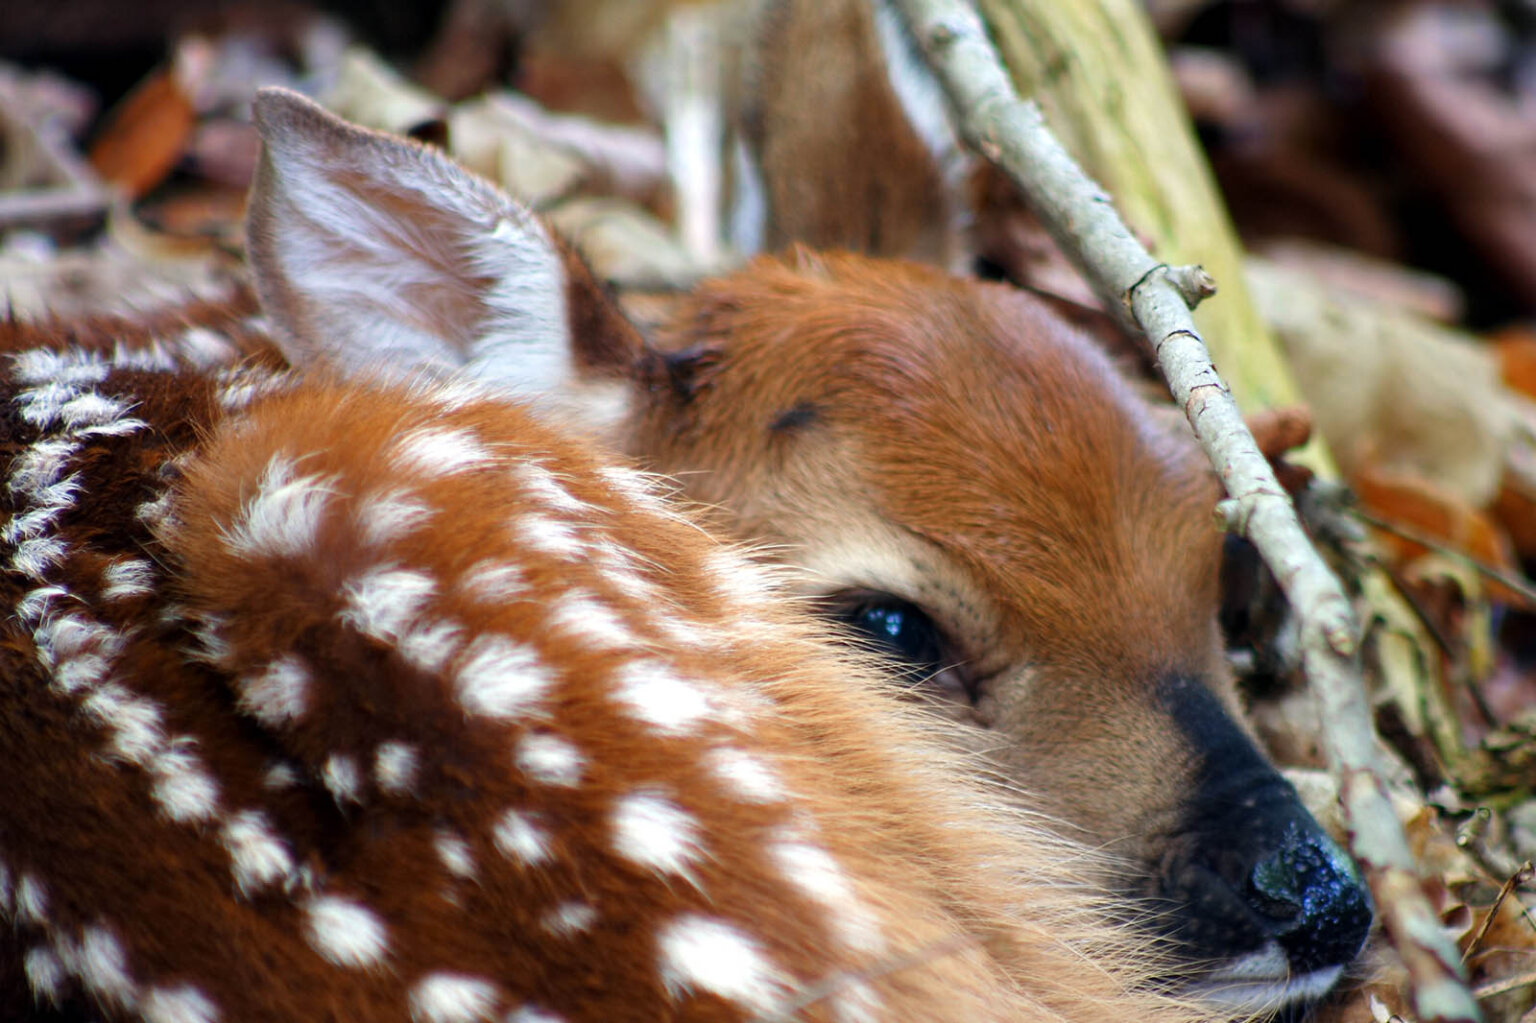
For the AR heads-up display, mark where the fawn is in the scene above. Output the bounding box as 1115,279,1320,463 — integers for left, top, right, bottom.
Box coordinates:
249,71,1372,1012
0,88,1229,1023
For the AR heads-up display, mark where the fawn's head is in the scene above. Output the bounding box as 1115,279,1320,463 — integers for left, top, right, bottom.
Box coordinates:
249,88,1371,1015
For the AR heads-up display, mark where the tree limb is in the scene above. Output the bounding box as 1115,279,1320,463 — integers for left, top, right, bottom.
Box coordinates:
885,1,1480,1019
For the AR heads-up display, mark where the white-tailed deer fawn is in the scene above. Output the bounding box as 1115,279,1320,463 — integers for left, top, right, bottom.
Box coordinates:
245,79,1372,1014
0,89,1229,1023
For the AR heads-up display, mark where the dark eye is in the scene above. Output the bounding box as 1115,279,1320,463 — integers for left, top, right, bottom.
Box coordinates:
842,600,945,665
826,594,974,704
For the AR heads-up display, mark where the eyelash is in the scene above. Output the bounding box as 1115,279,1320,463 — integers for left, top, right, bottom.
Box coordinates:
824,593,976,704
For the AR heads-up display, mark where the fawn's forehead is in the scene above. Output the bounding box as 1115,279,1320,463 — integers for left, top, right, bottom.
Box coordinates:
682,257,1196,489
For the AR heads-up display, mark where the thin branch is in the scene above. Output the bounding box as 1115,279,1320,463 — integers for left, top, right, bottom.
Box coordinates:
1473,970,1536,1002
1462,861,1534,964
885,1,1480,1020
1350,507,1536,608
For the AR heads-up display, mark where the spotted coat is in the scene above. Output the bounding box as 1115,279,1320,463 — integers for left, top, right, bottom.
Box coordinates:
0,325,1210,1023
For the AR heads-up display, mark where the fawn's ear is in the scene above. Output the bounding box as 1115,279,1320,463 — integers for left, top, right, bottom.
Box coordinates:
247,87,642,431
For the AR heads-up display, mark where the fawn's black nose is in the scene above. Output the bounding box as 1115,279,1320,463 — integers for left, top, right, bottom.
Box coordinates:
1247,821,1374,974
1149,676,1373,1012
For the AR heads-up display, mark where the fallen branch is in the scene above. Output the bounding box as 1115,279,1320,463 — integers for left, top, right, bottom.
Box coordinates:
886,1,1480,1020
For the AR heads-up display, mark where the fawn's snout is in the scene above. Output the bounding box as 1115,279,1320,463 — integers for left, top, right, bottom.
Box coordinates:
1153,677,1372,1010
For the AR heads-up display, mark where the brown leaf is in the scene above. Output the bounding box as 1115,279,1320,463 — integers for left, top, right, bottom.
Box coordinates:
1353,465,1521,594
1494,328,1536,405
86,67,194,199
1245,403,1314,459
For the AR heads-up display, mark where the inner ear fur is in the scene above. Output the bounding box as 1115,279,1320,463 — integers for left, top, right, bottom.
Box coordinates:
246,86,645,401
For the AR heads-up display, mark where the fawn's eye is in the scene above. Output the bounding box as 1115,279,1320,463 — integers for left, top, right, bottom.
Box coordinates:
826,593,975,704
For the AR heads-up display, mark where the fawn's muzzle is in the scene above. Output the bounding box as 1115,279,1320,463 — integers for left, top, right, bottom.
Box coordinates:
1151,677,1373,1012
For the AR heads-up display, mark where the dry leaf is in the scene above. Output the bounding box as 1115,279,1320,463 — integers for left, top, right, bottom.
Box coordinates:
323,47,446,138
544,198,718,289
1353,465,1519,587
1495,328,1536,405
87,67,194,199
1248,255,1514,509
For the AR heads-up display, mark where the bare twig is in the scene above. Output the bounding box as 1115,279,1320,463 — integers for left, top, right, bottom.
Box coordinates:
1472,970,1536,1002
1462,861,1534,965
886,0,1480,1020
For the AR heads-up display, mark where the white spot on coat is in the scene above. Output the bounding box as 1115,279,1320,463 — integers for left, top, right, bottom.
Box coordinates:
434,829,476,879
12,535,69,579
515,733,584,787
545,590,633,650
81,684,165,764
101,557,156,600
150,746,221,822
323,754,363,803
53,648,111,694
2,503,66,544
492,809,553,866
177,326,239,368
455,635,551,719
141,983,221,1023
654,613,713,651
594,465,673,515
374,742,419,795
612,660,713,735
223,810,296,895
15,873,47,925
340,567,436,642
611,793,702,881
23,946,64,1003
409,972,501,1023
263,760,301,791
224,456,334,559
77,925,136,1007
511,513,584,560
702,549,775,605
56,388,135,431
304,895,390,969
511,462,589,514
15,584,71,625
389,427,494,479
541,901,597,937
657,915,790,1015
135,489,177,528
12,347,110,386
770,831,886,954
705,748,786,804
356,488,435,547
397,620,463,675
459,560,527,603
8,439,80,499
16,380,82,428
506,1005,566,1023
238,655,310,726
